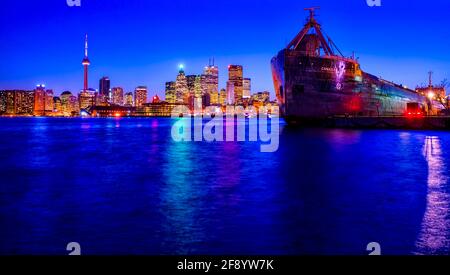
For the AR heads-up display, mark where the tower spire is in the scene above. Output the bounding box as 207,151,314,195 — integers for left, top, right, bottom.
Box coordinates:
85,34,88,57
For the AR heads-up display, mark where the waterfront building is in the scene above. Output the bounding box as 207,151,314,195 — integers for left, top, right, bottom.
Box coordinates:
135,102,185,117
91,105,135,117
45,90,54,115
134,86,148,107
124,92,134,107
226,81,235,105
111,87,124,106
251,91,271,104
53,97,62,115
243,78,251,99
68,95,79,116
79,89,96,111
228,65,243,104
165,82,176,103
0,90,34,115
175,66,188,104
33,85,46,116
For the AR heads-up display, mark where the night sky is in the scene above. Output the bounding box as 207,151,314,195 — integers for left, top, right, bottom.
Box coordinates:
1,0,449,98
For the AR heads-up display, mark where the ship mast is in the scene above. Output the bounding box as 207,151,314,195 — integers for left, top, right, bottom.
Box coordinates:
286,7,338,56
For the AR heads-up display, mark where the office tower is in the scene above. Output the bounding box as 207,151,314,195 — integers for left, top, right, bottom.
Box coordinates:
60,91,72,116
99,77,110,97
0,90,34,115
134,86,148,107
219,88,227,106
69,95,79,115
194,75,203,98
210,90,219,105
243,78,251,99
99,76,110,104
165,81,176,103
53,97,62,114
45,90,54,114
226,81,235,105
124,92,134,107
203,61,219,100
175,65,188,103
111,87,124,106
79,89,95,110
228,65,243,104
33,85,46,116
186,75,197,98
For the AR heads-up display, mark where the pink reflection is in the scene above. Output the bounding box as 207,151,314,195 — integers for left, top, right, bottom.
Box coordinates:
415,136,450,254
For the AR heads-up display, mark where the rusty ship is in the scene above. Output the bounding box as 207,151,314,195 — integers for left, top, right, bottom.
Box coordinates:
271,8,447,124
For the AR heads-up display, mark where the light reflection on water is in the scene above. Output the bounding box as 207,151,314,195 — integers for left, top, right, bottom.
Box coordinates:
1,118,450,255
414,137,450,254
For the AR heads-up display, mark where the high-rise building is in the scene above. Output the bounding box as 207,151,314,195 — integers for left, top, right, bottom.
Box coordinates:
60,91,73,116
228,65,243,104
53,97,62,114
204,61,219,100
33,85,46,116
175,65,188,103
226,81,235,105
134,86,148,107
79,89,96,110
99,76,110,104
111,87,124,106
243,78,251,99
0,90,34,115
186,75,197,98
165,82,176,103
45,90,54,114
124,92,133,107
210,90,219,105
69,95,79,115
219,88,227,106
99,77,110,97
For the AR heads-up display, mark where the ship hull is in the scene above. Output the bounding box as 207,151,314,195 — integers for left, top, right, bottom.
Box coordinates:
271,50,445,123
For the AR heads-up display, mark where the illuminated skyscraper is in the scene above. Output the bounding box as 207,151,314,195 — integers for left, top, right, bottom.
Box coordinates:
134,86,148,107
33,85,46,116
186,75,197,98
53,97,62,115
45,89,54,115
226,81,235,105
175,65,188,103
0,90,34,115
243,78,251,99
79,88,96,110
124,92,133,107
99,76,110,104
111,87,124,106
228,65,243,104
204,61,219,100
165,82,176,103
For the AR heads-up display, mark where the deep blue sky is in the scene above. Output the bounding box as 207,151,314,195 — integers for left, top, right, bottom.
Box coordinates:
1,0,449,98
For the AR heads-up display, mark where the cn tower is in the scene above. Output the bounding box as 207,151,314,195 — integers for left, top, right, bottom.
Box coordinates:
81,34,90,92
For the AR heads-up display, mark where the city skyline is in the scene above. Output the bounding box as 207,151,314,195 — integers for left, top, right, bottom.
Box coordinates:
1,0,450,99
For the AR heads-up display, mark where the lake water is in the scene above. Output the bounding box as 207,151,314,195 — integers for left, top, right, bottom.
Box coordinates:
0,117,450,255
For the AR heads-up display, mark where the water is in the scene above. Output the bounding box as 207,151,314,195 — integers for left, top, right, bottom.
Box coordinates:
0,117,450,255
